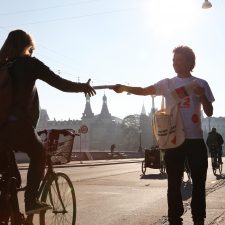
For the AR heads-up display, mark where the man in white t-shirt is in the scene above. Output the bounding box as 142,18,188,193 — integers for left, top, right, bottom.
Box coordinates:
112,46,214,225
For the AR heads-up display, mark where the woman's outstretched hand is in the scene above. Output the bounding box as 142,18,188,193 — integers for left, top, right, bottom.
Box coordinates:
82,79,96,97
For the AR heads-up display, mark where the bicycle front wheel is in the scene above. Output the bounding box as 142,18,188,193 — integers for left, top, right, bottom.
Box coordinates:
40,172,76,225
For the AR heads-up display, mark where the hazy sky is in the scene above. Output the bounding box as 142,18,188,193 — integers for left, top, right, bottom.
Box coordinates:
1,0,225,120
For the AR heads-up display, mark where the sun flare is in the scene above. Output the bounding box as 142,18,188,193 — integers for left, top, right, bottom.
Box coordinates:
142,0,199,37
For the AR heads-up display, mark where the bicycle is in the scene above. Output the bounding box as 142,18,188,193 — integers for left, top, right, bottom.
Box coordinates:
0,129,77,225
210,149,223,176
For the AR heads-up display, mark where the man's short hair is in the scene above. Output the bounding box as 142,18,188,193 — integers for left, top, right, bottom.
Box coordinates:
173,46,196,72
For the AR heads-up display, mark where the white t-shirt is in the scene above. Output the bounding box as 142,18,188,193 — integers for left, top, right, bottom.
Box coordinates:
153,76,215,139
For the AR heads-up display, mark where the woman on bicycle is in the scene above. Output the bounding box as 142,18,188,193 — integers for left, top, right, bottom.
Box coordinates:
0,29,96,215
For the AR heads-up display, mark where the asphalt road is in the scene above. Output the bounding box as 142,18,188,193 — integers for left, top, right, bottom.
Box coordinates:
18,159,223,225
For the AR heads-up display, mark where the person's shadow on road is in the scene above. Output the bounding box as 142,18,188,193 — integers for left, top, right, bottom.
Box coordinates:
140,173,167,180
215,174,225,180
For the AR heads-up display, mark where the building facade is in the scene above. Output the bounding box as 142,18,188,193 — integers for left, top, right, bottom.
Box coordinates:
37,94,154,152
37,96,225,152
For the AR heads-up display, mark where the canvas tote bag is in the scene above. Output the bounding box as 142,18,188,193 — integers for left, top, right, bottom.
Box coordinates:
152,97,185,150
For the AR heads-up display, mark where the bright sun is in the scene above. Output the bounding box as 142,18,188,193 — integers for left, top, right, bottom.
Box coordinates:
142,0,199,37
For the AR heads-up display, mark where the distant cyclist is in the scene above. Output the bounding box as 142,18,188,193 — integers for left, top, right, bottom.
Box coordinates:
206,128,224,164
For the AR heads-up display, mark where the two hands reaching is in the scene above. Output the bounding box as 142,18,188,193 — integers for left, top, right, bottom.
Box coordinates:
82,79,126,97
93,84,126,93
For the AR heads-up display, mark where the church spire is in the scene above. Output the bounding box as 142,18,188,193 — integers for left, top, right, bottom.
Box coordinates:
82,95,94,119
141,104,146,115
99,94,111,119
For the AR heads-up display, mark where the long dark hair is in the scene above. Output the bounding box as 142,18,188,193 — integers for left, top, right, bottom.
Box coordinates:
0,29,35,63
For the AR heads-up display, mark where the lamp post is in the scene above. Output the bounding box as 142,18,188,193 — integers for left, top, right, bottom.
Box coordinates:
138,127,142,152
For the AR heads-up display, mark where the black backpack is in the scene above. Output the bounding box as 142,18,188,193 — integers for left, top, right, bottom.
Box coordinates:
206,132,219,150
0,62,14,126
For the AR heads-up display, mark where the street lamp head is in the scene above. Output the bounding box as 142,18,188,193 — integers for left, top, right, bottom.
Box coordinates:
202,0,212,9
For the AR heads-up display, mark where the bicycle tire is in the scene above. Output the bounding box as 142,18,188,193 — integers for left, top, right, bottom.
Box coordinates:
141,161,146,175
211,156,217,176
159,166,166,175
159,161,166,175
219,162,223,175
40,172,76,225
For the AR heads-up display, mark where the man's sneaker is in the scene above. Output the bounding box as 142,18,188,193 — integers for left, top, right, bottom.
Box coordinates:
25,200,52,215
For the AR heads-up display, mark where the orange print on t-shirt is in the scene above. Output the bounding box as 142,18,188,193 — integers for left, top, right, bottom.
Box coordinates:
178,97,191,108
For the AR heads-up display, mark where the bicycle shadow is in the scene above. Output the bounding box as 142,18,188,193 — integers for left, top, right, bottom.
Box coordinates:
214,174,225,180
181,180,192,201
140,173,167,180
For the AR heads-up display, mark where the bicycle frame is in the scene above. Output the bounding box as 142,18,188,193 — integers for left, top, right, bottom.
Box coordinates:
210,150,223,176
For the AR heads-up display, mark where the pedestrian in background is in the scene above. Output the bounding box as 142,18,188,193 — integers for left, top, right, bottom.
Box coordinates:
0,29,96,215
110,144,116,157
112,46,214,225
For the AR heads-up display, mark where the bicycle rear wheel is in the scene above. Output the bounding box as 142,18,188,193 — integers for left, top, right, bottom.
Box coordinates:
211,156,217,176
40,172,76,225
212,164,217,175
159,161,166,175
141,161,146,175
219,162,223,175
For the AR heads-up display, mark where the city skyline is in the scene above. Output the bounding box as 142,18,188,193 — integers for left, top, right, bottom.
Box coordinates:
42,93,225,122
